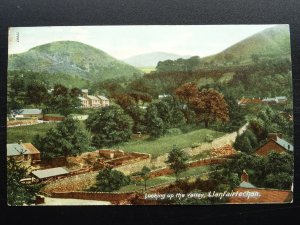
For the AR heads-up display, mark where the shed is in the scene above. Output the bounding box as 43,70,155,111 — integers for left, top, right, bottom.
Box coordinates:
31,167,70,181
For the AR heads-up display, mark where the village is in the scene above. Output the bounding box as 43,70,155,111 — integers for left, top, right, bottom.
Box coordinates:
7,90,294,205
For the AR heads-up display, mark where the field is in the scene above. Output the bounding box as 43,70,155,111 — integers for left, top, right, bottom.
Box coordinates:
116,129,224,157
139,67,156,73
118,165,212,192
7,123,57,144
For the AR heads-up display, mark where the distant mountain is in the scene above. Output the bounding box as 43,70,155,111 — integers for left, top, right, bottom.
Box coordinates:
203,25,291,64
124,52,192,67
8,41,142,81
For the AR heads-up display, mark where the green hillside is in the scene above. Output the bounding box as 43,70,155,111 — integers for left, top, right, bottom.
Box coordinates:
8,41,142,81
202,25,291,64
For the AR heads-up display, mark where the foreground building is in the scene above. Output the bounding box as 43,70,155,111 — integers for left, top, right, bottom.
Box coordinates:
7,141,41,164
253,133,293,156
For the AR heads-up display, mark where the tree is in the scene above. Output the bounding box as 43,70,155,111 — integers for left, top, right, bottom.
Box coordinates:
153,101,172,128
233,129,258,153
144,104,165,138
191,88,229,128
47,84,81,116
175,83,199,123
91,168,130,192
25,81,49,107
140,166,151,192
86,105,133,147
33,116,91,160
7,158,41,206
165,145,188,181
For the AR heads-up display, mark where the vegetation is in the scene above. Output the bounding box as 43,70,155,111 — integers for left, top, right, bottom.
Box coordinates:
115,128,224,157
7,123,57,144
90,168,130,192
7,158,42,206
211,152,293,190
33,116,91,160
8,41,142,81
165,145,188,181
86,105,133,148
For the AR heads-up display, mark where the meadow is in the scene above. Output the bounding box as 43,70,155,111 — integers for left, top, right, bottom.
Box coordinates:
116,129,224,157
7,123,57,144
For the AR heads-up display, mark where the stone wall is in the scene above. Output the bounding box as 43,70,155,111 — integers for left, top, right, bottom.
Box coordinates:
51,191,136,204
114,157,152,175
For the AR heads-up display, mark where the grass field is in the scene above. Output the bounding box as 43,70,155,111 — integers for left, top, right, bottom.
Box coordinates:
139,67,156,73
7,123,57,143
116,129,224,157
118,165,212,192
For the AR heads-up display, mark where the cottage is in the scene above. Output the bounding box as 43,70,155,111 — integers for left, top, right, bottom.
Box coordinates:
31,167,70,182
238,97,262,106
7,141,41,163
228,170,293,203
253,134,293,156
262,96,288,105
158,94,171,99
12,108,43,119
97,95,110,107
78,97,89,108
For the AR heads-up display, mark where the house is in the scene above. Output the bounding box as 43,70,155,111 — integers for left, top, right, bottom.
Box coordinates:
253,133,293,156
262,96,288,105
31,167,70,182
7,141,41,163
12,109,43,119
158,94,171,99
97,95,110,107
238,97,262,106
78,89,109,108
86,95,101,108
78,97,89,108
228,170,293,203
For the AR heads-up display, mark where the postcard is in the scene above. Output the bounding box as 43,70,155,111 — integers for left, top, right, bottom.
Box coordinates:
7,25,293,205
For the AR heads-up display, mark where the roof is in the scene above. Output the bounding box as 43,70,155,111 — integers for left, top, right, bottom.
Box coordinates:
276,96,287,100
7,143,40,156
97,95,108,101
240,181,256,188
275,137,293,152
81,89,88,93
228,187,293,204
17,109,42,115
21,143,40,154
238,98,262,105
7,144,29,156
78,97,87,101
31,167,70,179
87,95,100,100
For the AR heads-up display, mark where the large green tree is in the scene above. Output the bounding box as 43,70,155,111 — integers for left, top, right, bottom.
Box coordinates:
33,116,91,160
47,84,81,116
86,105,133,147
90,168,130,192
165,145,188,181
7,158,41,206
144,104,165,138
25,81,49,107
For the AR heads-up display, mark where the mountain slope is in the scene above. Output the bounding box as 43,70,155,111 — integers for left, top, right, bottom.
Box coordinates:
202,25,291,64
8,41,142,81
124,52,192,67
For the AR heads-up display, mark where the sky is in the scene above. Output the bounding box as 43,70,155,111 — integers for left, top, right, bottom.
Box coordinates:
8,25,278,59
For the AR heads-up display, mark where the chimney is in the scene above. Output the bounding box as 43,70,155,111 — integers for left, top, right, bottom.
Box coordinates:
18,140,23,145
267,133,283,140
241,170,249,182
81,89,88,98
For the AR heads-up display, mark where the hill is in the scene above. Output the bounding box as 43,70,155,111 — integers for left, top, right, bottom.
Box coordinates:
202,25,291,64
8,41,142,81
124,52,192,67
